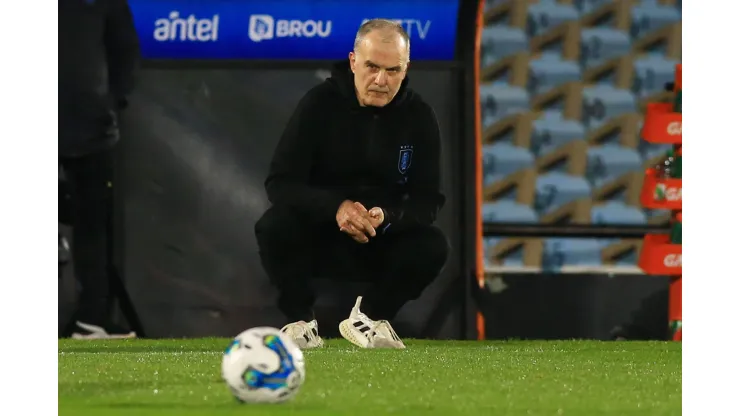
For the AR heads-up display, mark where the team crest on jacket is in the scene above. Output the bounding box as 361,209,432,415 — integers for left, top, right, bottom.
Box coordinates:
398,145,414,174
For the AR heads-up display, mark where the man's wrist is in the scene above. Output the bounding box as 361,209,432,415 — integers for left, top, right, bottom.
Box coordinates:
380,208,392,234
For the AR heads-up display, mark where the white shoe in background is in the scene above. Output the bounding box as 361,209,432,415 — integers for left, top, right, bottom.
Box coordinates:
280,319,324,349
339,296,405,349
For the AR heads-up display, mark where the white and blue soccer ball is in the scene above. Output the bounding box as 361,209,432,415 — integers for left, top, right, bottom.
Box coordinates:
221,326,306,404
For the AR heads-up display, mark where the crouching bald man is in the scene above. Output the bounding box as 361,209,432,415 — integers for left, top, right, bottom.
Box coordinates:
255,19,449,349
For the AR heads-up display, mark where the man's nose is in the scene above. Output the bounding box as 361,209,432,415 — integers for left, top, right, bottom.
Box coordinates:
374,70,388,86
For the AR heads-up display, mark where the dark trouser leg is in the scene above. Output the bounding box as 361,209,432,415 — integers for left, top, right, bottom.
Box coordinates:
255,207,328,323
60,150,114,325
361,226,450,321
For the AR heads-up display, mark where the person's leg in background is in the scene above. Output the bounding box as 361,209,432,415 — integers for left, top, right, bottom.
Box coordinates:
339,225,450,348
255,206,322,324
362,225,450,320
256,205,389,348
61,148,135,339
255,206,344,348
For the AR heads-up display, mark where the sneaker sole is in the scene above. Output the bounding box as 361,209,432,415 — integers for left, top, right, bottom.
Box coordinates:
339,319,370,348
290,337,324,349
371,337,406,349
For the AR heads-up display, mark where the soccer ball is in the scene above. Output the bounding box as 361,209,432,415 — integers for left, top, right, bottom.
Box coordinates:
221,326,306,404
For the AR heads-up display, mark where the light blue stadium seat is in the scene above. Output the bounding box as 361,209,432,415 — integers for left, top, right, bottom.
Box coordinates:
528,55,582,96
483,237,526,268
483,173,523,201
572,0,612,15
638,139,672,162
586,144,642,187
591,201,647,225
526,2,580,37
480,84,530,128
632,56,680,99
580,28,631,69
582,85,637,130
534,172,591,214
481,27,528,67
483,201,539,224
531,112,586,156
630,3,681,40
482,143,535,178
646,208,671,220
542,238,603,270
483,171,504,188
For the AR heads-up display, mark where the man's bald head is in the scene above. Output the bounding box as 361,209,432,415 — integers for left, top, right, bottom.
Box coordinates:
349,19,411,107
353,19,411,61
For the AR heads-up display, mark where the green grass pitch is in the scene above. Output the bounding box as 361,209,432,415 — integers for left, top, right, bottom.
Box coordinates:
59,338,681,415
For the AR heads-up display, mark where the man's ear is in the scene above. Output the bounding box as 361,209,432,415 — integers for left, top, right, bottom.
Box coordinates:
349,51,356,72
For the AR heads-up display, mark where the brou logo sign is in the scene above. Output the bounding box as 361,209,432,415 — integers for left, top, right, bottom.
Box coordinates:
248,15,332,42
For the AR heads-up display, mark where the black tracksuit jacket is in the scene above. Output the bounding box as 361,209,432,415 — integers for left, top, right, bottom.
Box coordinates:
58,0,140,157
264,61,446,234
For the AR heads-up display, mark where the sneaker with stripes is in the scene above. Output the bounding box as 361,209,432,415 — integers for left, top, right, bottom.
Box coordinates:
280,319,324,349
339,296,405,349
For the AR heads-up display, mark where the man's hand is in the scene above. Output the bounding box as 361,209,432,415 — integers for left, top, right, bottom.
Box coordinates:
336,200,376,243
353,203,385,229
367,206,384,229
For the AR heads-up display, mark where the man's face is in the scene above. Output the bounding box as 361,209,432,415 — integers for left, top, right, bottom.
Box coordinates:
349,31,409,107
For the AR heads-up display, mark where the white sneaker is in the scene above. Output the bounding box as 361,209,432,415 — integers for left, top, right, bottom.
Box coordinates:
280,319,324,349
339,296,406,349
70,321,137,340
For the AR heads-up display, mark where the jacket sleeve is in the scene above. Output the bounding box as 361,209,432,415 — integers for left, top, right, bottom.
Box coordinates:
380,103,446,234
105,0,140,110
264,92,347,221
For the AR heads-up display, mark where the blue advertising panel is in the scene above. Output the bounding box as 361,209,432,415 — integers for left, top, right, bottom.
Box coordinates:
128,0,461,61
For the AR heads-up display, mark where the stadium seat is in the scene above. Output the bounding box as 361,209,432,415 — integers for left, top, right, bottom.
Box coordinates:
526,2,579,38
528,55,582,96
483,172,503,189
531,112,586,156
481,27,528,66
632,55,680,99
580,28,631,69
482,237,526,268
582,85,637,130
638,137,672,162
591,201,647,225
534,172,591,215
480,84,531,128
572,0,613,15
586,144,642,187
542,238,603,269
482,201,539,224
646,208,671,220
630,2,682,40
482,142,535,177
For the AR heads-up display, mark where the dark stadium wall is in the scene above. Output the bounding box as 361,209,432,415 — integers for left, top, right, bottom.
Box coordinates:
111,66,469,339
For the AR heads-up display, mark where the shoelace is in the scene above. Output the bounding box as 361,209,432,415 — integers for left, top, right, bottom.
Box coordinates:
355,311,401,343
367,320,402,344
